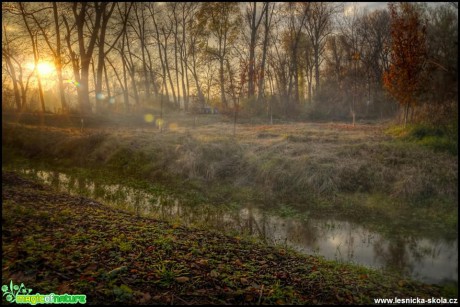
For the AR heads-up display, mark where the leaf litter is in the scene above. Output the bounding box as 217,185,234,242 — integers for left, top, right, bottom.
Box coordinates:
2,171,446,304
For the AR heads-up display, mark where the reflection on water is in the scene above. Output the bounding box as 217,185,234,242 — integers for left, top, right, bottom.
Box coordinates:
18,168,458,285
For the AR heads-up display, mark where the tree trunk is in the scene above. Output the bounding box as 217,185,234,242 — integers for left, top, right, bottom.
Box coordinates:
122,55,130,112
173,11,181,108
248,2,264,99
219,58,227,108
163,29,177,108
248,31,256,98
106,55,124,105
180,11,188,111
257,3,271,103
95,3,117,113
74,2,104,114
79,65,92,113
145,47,159,96
149,3,169,106
404,104,410,127
20,3,46,113
314,46,320,93
95,23,108,112
33,37,46,113
52,3,67,112
4,56,22,111
136,5,150,103
103,62,111,107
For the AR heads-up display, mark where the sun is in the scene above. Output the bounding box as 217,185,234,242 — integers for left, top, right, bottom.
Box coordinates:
37,62,54,76
27,62,55,76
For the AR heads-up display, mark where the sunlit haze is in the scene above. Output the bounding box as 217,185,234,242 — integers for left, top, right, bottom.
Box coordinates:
26,62,55,76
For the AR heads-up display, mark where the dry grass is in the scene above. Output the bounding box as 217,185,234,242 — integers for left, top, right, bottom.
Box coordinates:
3,114,458,213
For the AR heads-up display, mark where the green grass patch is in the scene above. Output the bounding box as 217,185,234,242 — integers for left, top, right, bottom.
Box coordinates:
386,124,458,155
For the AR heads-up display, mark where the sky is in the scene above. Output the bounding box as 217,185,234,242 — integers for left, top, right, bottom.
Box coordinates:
353,2,388,11
346,2,446,12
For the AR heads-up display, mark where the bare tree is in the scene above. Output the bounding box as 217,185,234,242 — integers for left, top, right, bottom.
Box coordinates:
297,32,315,104
186,16,207,109
197,2,241,109
148,3,175,117
62,2,107,114
245,2,266,99
28,3,68,113
2,23,23,111
304,2,342,94
18,2,46,113
177,2,196,111
257,2,275,103
94,2,117,112
267,11,289,110
130,2,151,105
2,39,34,111
285,3,310,107
338,5,366,126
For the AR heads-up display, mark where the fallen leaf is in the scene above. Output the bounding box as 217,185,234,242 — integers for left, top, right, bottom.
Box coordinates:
196,259,208,266
210,270,219,278
84,263,98,273
251,282,261,289
245,294,254,302
139,292,151,303
176,276,190,283
146,246,155,252
57,282,72,293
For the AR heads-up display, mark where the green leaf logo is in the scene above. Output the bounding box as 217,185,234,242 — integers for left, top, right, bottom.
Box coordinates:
2,280,33,303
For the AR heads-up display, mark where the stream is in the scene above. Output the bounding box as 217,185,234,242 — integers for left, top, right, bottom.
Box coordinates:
10,167,458,285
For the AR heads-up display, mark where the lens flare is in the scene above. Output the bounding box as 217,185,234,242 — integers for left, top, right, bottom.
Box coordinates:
156,118,164,128
96,93,105,100
65,79,80,87
168,123,179,131
144,114,154,123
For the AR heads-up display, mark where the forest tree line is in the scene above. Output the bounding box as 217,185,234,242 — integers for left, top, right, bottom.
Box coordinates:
2,2,458,126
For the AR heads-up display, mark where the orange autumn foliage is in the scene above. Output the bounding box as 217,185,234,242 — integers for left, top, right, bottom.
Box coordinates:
383,3,427,110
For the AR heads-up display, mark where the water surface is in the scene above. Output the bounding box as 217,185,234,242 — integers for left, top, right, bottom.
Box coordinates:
13,168,458,285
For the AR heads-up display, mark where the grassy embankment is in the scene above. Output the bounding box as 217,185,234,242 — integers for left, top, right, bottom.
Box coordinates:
2,112,457,240
2,171,455,304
